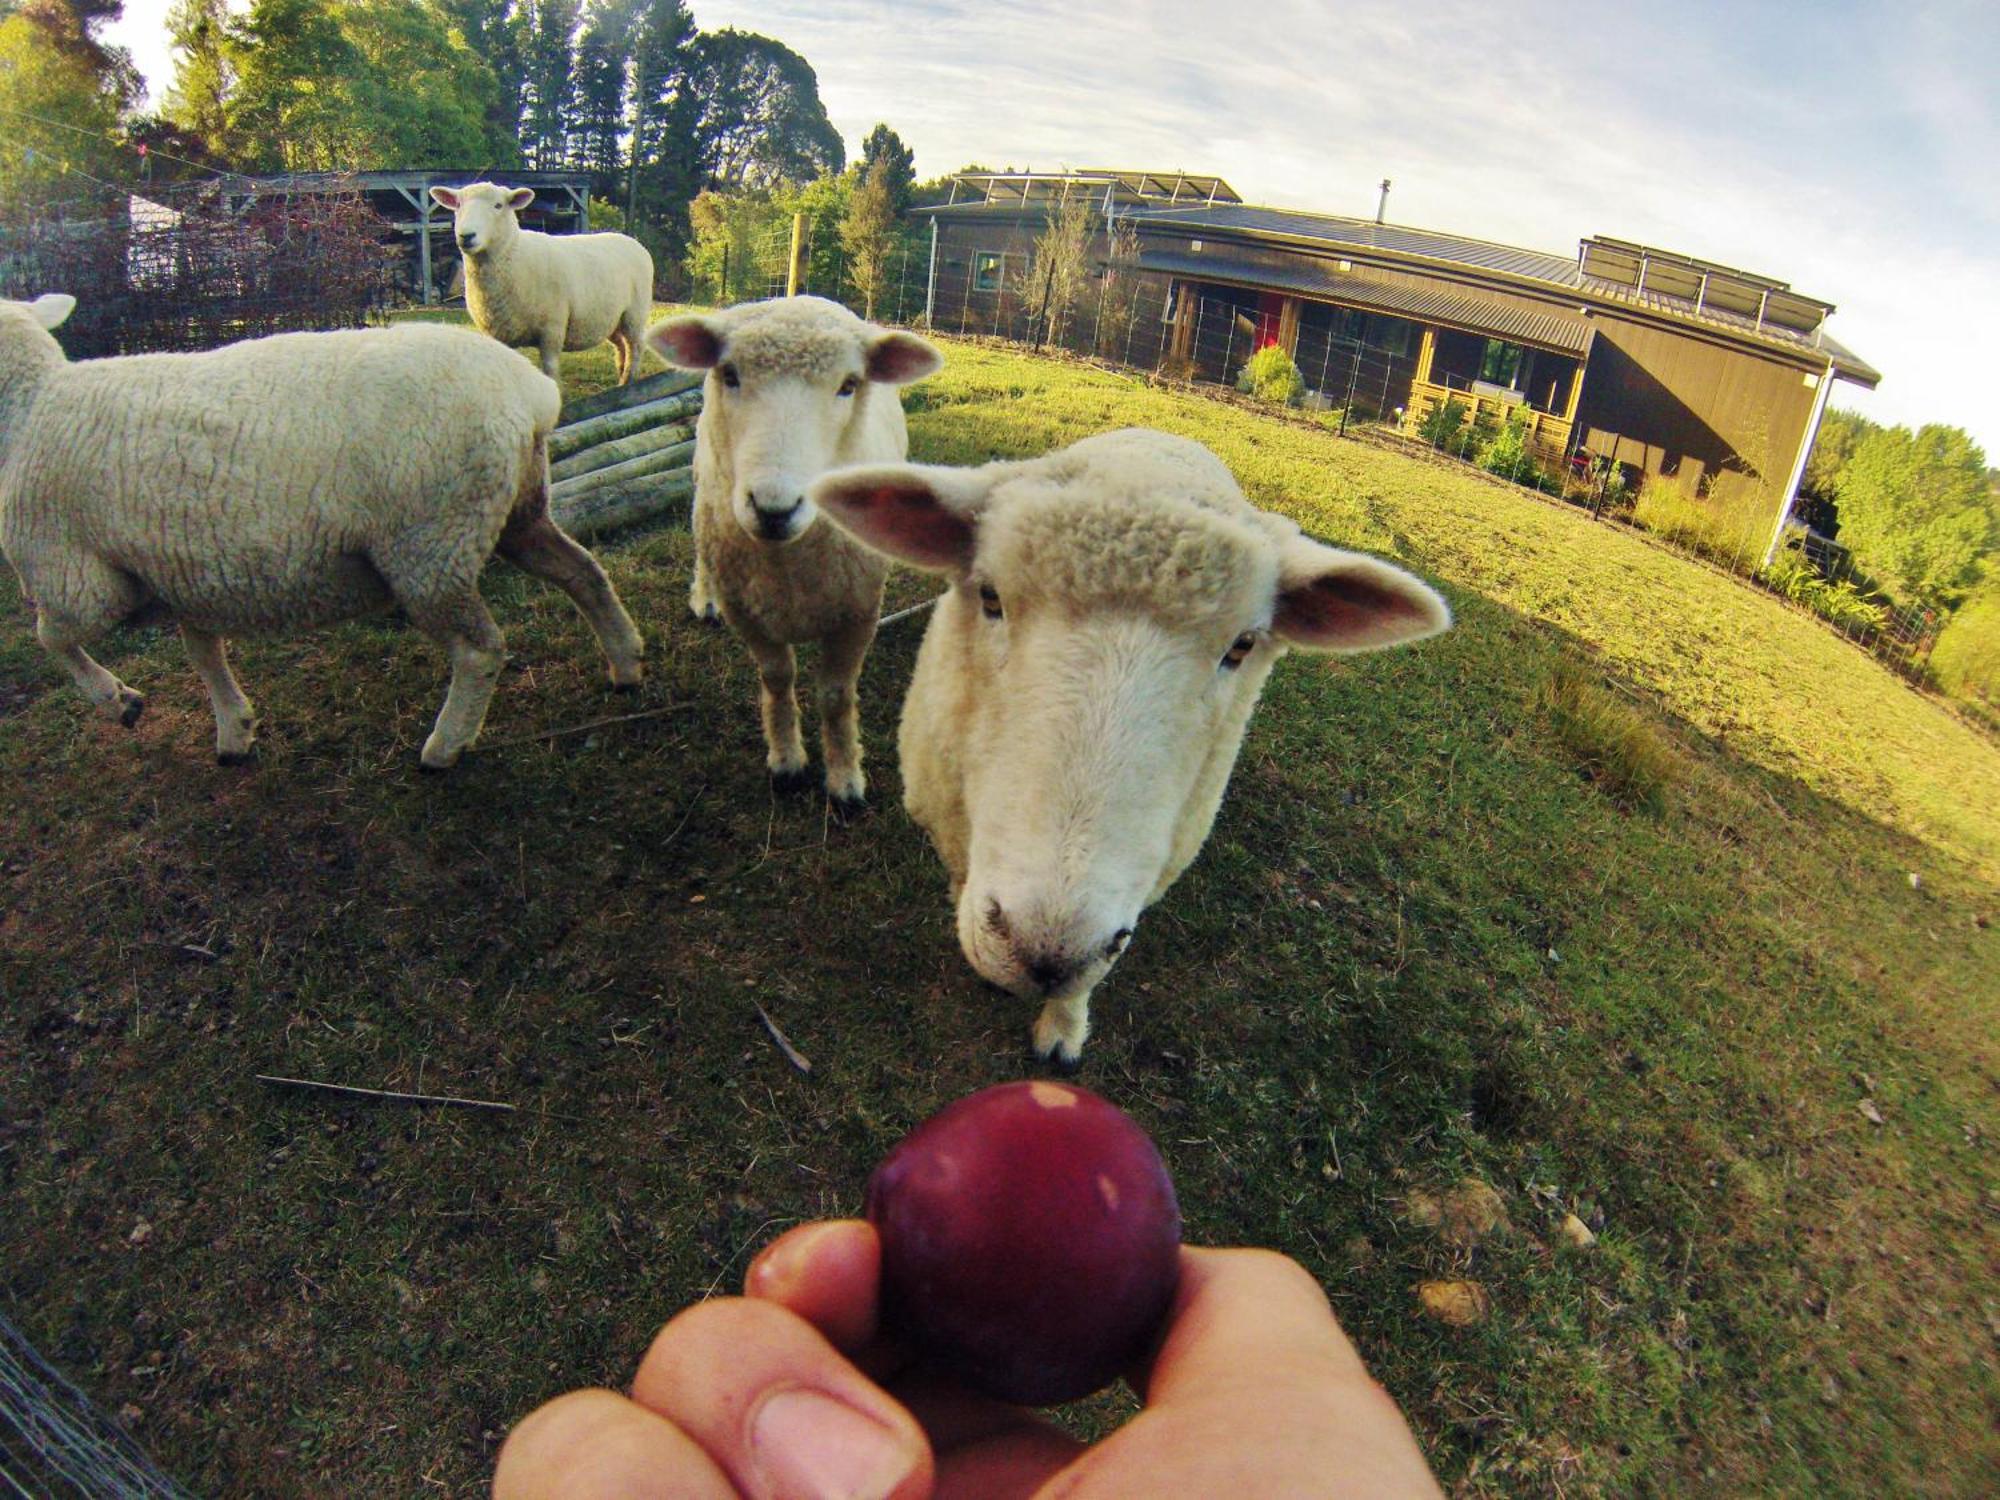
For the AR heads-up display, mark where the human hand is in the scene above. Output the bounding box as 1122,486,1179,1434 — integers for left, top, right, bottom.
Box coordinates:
494,1219,1441,1499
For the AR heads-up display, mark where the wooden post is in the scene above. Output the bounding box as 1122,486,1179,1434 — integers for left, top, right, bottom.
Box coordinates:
924,216,939,328
1277,296,1300,356
786,213,807,297
1415,326,1436,386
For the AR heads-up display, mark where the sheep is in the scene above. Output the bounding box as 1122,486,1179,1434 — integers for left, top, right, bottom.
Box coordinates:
811,427,1452,1064
643,296,941,815
0,293,646,769
430,182,655,385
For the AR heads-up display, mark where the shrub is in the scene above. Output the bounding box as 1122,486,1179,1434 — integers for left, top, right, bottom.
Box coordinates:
1537,659,1680,814
1760,540,1892,637
1235,344,1306,406
1632,476,1770,575
1480,409,1554,489
1930,584,2000,711
1417,396,1468,448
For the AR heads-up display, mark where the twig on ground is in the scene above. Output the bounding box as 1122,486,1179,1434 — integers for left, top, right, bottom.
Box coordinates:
878,596,942,628
477,701,693,751
753,1002,813,1074
254,1074,517,1114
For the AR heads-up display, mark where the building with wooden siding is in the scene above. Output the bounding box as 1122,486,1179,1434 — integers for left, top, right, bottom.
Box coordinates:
914,170,1879,516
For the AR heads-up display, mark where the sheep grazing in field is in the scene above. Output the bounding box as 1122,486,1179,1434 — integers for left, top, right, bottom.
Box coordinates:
644,296,941,814
0,294,646,769
812,428,1452,1064
431,182,654,385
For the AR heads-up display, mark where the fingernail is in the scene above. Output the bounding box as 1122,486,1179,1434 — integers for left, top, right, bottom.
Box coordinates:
747,1221,841,1300
751,1388,913,1500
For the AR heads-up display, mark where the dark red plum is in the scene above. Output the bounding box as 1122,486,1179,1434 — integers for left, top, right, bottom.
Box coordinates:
864,1080,1181,1405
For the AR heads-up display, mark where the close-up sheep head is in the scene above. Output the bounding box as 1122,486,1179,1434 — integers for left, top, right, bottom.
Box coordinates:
429,181,534,258
812,428,1452,1063
647,297,941,545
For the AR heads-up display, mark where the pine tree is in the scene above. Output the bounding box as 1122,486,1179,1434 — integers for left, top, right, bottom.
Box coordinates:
858,123,915,212
518,0,579,169
163,0,234,158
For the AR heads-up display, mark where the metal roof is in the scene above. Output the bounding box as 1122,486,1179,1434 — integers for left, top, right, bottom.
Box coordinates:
931,169,1240,209
1136,248,1594,355
1117,203,1879,386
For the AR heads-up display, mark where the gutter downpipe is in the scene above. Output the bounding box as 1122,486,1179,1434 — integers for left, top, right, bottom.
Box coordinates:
1761,359,1837,571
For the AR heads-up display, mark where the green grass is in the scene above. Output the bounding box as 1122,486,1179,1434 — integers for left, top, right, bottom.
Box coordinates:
1,330,1994,1496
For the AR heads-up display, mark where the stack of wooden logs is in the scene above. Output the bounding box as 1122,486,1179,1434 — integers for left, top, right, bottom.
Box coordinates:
547,369,705,540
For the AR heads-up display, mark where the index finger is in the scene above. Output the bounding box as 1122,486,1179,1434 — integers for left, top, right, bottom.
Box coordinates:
1137,1247,1371,1405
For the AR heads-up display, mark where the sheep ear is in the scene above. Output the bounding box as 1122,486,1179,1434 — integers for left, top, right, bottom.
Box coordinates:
810,463,995,573
28,293,76,330
644,315,723,370
865,329,942,385
506,188,535,211
1271,537,1451,653
429,186,460,211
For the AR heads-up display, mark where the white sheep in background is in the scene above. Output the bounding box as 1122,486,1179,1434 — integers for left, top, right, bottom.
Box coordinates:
431,182,654,385
812,427,1452,1063
0,294,645,769
644,296,941,815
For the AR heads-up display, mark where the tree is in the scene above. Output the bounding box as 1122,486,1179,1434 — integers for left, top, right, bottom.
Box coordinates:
518,0,579,169
839,160,897,319
1835,423,1997,607
858,122,914,211
0,12,127,211
1021,182,1095,348
224,0,505,172
13,0,139,106
624,0,695,231
686,29,842,190
571,0,633,189
163,0,233,158
438,0,527,147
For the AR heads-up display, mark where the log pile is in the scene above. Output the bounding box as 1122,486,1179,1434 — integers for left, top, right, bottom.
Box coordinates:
548,369,705,540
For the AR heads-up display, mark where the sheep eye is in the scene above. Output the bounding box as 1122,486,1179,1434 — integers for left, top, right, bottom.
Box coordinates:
837,374,860,397
978,583,1003,620
719,364,740,389
1221,631,1258,669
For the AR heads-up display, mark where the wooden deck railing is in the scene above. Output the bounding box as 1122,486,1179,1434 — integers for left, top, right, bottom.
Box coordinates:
1403,379,1573,458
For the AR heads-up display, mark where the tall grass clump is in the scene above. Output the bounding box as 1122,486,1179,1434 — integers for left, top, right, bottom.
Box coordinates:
1761,544,1891,638
1929,584,2000,731
1538,659,1681,813
1631,475,1770,574
1236,344,1306,406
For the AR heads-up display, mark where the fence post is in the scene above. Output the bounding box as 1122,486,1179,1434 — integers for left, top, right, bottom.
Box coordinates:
786,213,807,297
1339,344,1361,436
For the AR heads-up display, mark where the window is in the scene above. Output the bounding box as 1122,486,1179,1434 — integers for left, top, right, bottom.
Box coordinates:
973,252,1007,292
1478,338,1523,386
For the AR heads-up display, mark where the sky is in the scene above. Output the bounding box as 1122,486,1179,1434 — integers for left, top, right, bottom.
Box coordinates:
105,0,1999,454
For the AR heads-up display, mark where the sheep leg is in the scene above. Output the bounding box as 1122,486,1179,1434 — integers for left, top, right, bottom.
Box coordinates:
498,512,645,690
744,635,810,792
817,615,877,817
406,593,507,771
688,556,721,625
610,327,635,386
35,608,145,728
1031,992,1093,1070
535,335,562,381
181,624,258,763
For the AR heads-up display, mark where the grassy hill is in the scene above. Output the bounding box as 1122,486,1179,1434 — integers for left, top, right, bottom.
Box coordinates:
1,329,1993,1496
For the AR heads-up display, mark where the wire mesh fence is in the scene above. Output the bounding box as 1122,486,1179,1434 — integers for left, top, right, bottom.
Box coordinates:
0,177,400,360
0,1312,195,1499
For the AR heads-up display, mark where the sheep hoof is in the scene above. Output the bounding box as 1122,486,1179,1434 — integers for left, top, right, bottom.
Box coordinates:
691,603,722,627
609,678,642,696
828,791,870,824
1030,1036,1085,1075
118,693,146,729
769,765,815,796
216,749,254,767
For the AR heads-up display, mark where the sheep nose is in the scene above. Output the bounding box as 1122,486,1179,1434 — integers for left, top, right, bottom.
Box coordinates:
1021,949,1078,995
457,233,476,250
750,493,803,539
